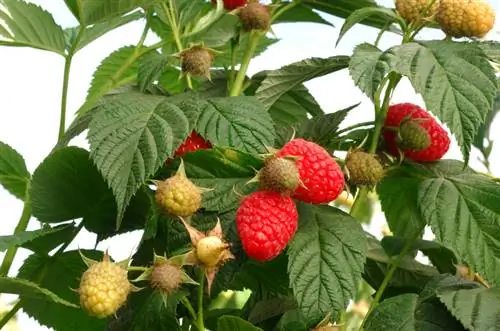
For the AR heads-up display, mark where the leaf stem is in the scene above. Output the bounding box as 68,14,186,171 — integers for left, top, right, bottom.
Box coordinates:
0,301,22,329
335,121,375,136
0,189,31,277
196,270,205,331
229,31,261,96
180,296,197,322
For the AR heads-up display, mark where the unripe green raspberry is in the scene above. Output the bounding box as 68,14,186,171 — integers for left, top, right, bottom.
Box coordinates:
396,0,439,24
155,171,202,217
396,120,431,151
79,255,131,318
180,45,214,78
238,2,270,31
150,262,182,295
437,0,495,38
345,151,385,187
259,157,300,195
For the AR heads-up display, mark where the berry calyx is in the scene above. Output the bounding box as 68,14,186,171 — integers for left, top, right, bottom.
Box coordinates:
345,151,385,187
236,191,298,262
211,0,247,10
155,161,202,217
78,252,131,318
437,0,496,38
238,2,270,31
276,139,345,204
383,103,450,162
259,157,300,195
179,45,215,78
174,131,212,158
396,0,439,24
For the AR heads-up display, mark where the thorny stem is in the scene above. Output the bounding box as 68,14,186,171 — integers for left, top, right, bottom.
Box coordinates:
0,187,31,277
196,270,205,330
229,31,261,96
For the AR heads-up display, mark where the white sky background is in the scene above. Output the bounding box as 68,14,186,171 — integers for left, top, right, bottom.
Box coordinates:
0,0,499,330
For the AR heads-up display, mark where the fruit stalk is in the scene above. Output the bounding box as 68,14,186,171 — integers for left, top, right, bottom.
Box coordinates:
180,297,198,322
0,191,31,277
196,270,205,330
229,30,261,96
0,301,21,329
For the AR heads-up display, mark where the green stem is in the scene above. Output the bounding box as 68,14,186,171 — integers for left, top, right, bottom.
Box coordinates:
360,236,417,330
180,296,197,322
0,301,22,329
196,271,205,331
335,121,375,136
127,266,149,272
229,31,261,96
228,38,238,92
0,191,31,277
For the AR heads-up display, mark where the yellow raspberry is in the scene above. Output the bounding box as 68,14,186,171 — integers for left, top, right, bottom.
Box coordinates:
155,174,201,217
396,0,440,24
79,256,131,318
437,0,496,38
195,236,230,268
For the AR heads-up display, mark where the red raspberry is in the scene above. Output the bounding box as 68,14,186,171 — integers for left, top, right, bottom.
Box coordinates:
174,131,212,158
276,139,345,204
383,103,450,162
236,191,298,262
211,0,247,10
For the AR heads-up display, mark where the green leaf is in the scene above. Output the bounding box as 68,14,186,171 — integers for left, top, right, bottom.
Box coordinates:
0,0,66,55
273,3,334,26
248,297,297,325
21,224,76,255
31,147,149,239
349,43,392,100
438,287,500,331
0,277,77,308
212,35,277,68
377,167,426,238
195,97,275,153
158,67,187,94
86,46,140,103
177,148,263,213
0,141,30,200
88,92,189,228
0,224,74,253
65,12,143,52
138,51,171,92
64,0,152,25
288,204,367,321
17,250,107,331
364,293,465,331
337,7,403,46
196,13,239,48
255,56,350,110
388,41,498,163
217,316,263,331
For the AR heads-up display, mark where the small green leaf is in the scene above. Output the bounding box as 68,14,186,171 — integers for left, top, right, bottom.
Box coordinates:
138,51,171,92
273,3,334,26
288,204,367,321
0,224,73,253
349,43,392,100
196,13,238,48
0,277,78,308
388,41,498,163
195,97,275,153
88,92,189,228
337,7,403,46
438,287,500,331
0,141,30,200
217,316,263,331
0,0,66,55
18,250,107,331
64,0,153,25
255,56,350,110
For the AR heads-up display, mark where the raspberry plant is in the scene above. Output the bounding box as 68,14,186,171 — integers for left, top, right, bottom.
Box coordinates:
0,0,499,330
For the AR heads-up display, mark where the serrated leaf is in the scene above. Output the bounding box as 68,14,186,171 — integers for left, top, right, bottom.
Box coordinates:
64,0,152,25
0,141,30,200
337,7,403,46
17,250,106,331
31,147,149,239
0,277,78,307
364,293,466,331
217,316,263,331
273,3,334,26
196,97,275,153
88,93,189,228
0,224,73,253
21,224,76,255
288,204,367,321
0,0,66,55
196,13,238,48
388,41,498,163
138,51,171,92
438,287,500,331
255,56,350,110
349,43,392,100
248,297,297,325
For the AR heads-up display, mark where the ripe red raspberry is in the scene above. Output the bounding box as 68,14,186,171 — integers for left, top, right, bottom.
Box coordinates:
211,0,247,10
174,131,212,158
236,191,298,262
383,103,450,162
276,139,345,204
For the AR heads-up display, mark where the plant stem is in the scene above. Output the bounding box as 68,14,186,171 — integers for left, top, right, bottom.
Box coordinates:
0,301,22,329
360,237,416,330
180,296,197,322
196,271,205,331
229,31,261,96
335,121,375,136
0,192,31,277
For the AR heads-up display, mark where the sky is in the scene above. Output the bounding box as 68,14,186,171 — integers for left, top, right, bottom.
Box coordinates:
0,0,499,330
